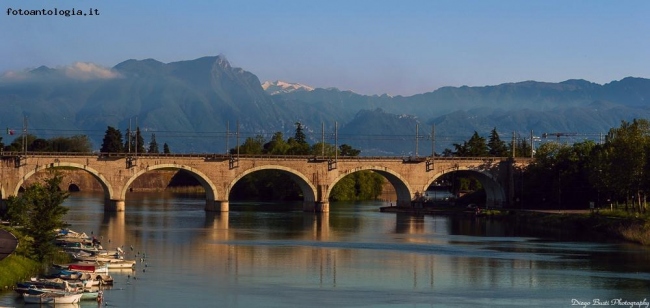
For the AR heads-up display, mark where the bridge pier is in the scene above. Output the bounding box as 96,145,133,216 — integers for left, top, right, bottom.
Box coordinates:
315,202,330,213
105,199,125,212
303,201,329,213
205,200,229,212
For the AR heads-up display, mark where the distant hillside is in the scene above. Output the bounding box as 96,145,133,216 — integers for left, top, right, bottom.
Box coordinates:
1,54,649,155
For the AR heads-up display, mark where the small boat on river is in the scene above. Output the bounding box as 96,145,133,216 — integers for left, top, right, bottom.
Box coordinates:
52,261,109,274
72,247,136,269
23,291,83,304
15,278,80,295
105,259,136,269
80,289,100,301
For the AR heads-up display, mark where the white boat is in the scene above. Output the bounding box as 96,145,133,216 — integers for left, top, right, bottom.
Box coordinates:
105,259,136,269
80,289,100,301
23,291,83,304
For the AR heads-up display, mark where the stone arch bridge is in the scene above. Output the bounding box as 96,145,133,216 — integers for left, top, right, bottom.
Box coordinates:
0,153,531,212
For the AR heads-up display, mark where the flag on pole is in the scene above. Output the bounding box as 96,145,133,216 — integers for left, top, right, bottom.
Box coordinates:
6,128,14,135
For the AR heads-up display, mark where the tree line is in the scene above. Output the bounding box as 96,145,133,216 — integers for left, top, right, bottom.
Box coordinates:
230,122,360,156
448,121,650,212
520,119,650,211
100,126,169,154
0,126,170,154
441,128,531,157
0,134,93,152
229,122,382,202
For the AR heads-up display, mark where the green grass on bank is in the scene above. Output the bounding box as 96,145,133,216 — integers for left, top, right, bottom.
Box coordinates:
0,226,43,292
0,254,40,289
598,210,650,245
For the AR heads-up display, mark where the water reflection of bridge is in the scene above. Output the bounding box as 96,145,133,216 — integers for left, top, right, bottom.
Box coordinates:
96,207,543,293
0,153,531,212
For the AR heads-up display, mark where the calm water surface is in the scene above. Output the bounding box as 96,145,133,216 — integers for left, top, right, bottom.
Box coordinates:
2,192,649,307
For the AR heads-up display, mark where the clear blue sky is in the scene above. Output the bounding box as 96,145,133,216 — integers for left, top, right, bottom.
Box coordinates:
2,0,648,95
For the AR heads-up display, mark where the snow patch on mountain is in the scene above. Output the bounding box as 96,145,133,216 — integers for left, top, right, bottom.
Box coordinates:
262,80,315,95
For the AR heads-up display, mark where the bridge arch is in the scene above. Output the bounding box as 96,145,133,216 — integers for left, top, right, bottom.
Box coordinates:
14,163,114,201
327,166,414,207
229,165,317,208
121,164,218,202
428,167,505,207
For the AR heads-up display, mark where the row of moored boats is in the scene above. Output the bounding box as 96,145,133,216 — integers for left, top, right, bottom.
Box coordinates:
14,228,139,304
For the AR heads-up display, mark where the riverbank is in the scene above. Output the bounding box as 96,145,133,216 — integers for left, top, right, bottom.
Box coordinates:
0,226,76,292
509,209,650,246
380,204,480,217
0,227,41,290
380,205,650,246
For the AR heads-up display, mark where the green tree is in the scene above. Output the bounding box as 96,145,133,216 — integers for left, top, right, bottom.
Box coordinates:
454,132,488,157
330,171,384,201
29,138,50,152
163,143,170,154
100,126,124,153
294,122,307,145
330,176,356,201
50,135,93,152
124,127,145,153
310,142,337,156
6,172,69,262
5,134,37,152
339,144,361,156
264,132,289,155
148,133,160,154
604,119,650,211
286,137,310,155
231,135,265,155
487,128,508,157
286,122,310,155
514,139,533,157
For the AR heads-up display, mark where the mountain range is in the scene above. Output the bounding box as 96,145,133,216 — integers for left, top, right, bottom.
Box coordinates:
1,55,649,155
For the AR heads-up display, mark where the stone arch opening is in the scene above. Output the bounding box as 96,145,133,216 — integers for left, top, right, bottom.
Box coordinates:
327,166,413,207
427,168,505,208
14,163,114,201
121,164,218,207
229,166,317,210
68,184,81,192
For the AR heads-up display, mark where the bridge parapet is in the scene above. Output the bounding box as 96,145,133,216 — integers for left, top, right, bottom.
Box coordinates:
0,153,530,213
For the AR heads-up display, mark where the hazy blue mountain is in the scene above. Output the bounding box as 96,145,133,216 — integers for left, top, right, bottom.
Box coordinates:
339,109,422,156
271,77,650,154
1,54,649,155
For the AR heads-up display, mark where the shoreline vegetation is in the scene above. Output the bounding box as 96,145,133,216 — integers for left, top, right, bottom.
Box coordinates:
0,226,61,291
496,209,650,246
381,205,650,246
0,225,73,294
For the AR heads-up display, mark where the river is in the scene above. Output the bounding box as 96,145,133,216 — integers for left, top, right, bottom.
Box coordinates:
2,192,649,307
